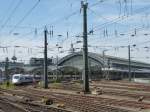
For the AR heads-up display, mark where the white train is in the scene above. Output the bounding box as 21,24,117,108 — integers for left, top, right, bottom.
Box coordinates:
12,74,34,84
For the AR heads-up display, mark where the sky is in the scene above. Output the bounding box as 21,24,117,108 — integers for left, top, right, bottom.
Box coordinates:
0,0,150,64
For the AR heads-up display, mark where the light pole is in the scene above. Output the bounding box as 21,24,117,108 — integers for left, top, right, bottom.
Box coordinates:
56,55,58,80
102,49,109,79
55,44,62,81
120,45,134,81
128,45,131,82
44,27,48,89
81,1,90,93
5,57,9,86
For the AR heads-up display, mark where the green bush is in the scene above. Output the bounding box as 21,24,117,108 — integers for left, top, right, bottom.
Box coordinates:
0,81,15,89
54,79,61,83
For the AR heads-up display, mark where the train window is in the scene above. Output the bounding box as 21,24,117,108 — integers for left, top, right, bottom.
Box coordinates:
25,77,32,80
20,77,23,80
14,76,19,79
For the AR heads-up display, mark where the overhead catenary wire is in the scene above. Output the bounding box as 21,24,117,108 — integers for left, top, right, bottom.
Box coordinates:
9,0,41,34
0,0,14,25
0,0,23,33
90,4,150,33
3,0,107,46
85,4,150,44
0,0,150,63
7,12,81,45
70,2,150,42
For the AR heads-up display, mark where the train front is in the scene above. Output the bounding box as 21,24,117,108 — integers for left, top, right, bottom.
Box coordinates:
12,74,22,84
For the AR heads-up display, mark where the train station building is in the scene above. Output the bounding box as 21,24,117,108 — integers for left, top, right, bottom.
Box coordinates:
1,52,150,81
57,52,150,80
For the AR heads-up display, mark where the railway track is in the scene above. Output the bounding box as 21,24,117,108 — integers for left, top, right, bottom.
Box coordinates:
92,81,150,92
28,87,150,110
0,98,27,112
90,81,150,102
46,81,150,101
1,82,150,112
91,89,150,102
16,87,142,112
0,87,136,112
0,88,73,112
